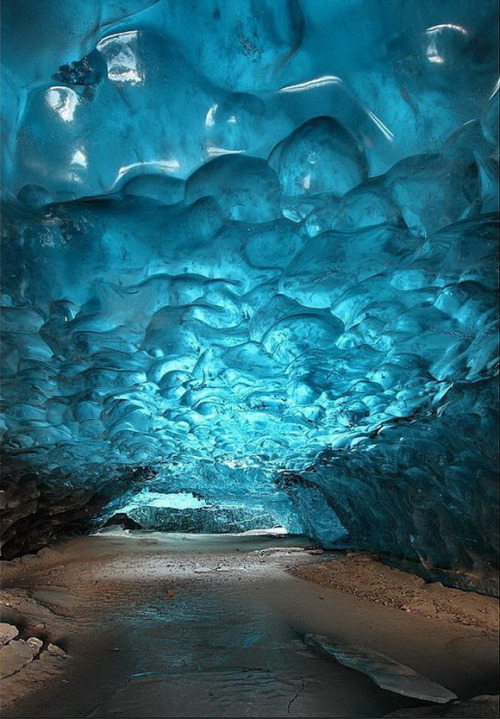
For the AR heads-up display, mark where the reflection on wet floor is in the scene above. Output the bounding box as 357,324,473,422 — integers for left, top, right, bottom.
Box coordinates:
82,564,434,718
80,586,403,718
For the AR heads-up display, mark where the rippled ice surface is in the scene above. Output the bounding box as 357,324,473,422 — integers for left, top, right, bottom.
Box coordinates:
1,0,498,562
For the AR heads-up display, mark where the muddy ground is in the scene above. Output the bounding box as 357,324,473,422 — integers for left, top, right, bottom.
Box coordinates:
0,531,498,718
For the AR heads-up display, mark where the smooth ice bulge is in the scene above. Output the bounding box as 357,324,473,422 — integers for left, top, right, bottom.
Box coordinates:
268,117,367,197
0,0,498,580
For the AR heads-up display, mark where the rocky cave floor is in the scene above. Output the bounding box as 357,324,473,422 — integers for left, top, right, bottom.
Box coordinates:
0,531,498,718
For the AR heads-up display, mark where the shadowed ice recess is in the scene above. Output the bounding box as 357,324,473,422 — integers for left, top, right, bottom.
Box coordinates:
0,0,498,584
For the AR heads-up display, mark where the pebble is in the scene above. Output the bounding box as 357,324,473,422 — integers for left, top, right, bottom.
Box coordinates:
0,623,19,645
26,637,44,652
47,643,68,658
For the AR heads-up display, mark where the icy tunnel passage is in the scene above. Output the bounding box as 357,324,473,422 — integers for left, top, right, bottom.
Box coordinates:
0,0,498,592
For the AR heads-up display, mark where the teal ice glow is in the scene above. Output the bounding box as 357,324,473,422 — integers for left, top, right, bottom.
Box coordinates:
1,0,498,556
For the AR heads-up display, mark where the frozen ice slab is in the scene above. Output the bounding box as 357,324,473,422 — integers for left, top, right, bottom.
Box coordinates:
305,634,457,703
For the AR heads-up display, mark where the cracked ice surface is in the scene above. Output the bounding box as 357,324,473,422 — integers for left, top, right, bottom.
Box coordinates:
0,0,498,560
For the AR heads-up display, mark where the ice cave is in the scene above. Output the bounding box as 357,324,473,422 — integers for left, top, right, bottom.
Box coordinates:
0,1,498,717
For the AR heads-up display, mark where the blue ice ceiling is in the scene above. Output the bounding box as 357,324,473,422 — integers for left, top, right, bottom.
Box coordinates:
1,1,498,571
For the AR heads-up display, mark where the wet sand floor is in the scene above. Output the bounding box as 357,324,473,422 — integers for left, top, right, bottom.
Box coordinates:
1,532,498,718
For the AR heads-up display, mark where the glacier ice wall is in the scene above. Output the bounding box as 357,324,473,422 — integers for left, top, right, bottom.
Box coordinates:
0,0,498,585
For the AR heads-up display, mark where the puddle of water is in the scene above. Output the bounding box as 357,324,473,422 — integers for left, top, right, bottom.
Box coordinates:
9,585,421,717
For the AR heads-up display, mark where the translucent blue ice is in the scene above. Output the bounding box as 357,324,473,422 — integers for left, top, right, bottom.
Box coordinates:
0,0,498,571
